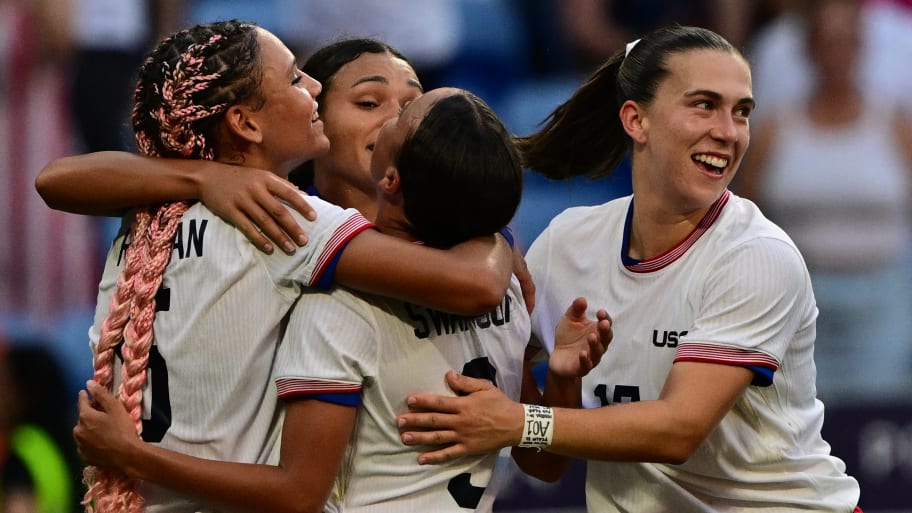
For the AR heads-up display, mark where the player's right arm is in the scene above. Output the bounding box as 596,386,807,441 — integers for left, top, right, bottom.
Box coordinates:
335,229,514,316
34,151,314,254
75,381,354,513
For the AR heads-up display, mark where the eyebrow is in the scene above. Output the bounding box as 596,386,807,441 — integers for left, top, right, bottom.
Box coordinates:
685,89,755,108
351,75,423,92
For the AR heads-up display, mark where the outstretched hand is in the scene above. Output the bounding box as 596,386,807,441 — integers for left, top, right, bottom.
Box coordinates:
396,370,524,465
549,297,612,379
73,380,142,470
198,164,316,255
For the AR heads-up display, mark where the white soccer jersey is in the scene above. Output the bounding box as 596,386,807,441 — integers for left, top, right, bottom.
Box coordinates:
273,276,529,513
87,196,371,513
527,191,860,512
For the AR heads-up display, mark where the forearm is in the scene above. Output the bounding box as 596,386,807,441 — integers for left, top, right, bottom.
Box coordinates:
120,443,327,513
547,400,700,464
35,151,205,215
511,363,573,482
336,231,512,315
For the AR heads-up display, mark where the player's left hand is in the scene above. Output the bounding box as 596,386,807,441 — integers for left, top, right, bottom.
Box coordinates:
397,370,524,464
73,380,143,470
549,297,612,379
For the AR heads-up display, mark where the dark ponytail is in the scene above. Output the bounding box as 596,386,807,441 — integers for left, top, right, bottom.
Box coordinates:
518,25,738,180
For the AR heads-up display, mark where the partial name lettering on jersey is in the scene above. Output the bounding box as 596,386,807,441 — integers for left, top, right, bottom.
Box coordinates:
117,218,208,266
404,295,513,339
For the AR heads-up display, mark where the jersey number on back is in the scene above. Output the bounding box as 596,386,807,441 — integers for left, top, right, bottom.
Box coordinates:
447,357,497,509
113,287,173,443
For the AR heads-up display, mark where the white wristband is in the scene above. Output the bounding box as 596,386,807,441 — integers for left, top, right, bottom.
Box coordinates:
518,404,554,450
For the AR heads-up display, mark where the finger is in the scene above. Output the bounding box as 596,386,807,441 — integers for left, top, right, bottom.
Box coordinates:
445,370,496,395
587,332,604,359
565,297,589,321
404,392,462,414
233,214,276,254
577,351,591,374
255,186,311,247
76,389,93,414
399,429,459,447
248,204,299,255
85,380,118,412
397,411,456,431
417,445,465,465
597,316,613,347
270,182,317,222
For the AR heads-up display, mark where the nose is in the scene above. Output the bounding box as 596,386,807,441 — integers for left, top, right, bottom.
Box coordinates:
710,112,739,143
304,73,322,98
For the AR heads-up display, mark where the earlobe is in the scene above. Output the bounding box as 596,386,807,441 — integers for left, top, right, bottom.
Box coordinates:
619,100,648,144
224,105,263,144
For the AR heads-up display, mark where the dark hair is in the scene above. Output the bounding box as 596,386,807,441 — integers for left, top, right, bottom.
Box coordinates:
517,25,739,180
132,20,263,160
396,91,522,249
288,38,413,188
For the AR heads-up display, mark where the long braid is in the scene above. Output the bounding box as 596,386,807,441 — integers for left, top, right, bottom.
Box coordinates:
83,20,261,513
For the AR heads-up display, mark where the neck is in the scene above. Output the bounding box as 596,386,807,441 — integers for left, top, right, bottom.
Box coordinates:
626,189,712,261
314,172,378,219
372,203,415,242
219,153,285,178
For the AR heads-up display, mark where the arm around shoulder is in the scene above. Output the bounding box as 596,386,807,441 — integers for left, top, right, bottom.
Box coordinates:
335,230,513,316
35,151,205,216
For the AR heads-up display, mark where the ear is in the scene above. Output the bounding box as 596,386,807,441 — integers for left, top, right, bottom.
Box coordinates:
619,100,648,145
378,165,402,196
223,104,263,144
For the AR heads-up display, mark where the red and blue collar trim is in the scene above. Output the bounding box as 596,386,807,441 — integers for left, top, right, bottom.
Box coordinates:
621,190,731,273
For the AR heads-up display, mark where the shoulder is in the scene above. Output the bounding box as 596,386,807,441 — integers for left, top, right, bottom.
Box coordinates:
710,196,809,280
531,196,629,251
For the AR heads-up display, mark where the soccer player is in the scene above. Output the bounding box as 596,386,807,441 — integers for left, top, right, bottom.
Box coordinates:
63,21,512,513
396,25,863,512
75,87,538,513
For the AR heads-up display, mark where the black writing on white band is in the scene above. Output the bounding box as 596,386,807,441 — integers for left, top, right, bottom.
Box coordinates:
519,404,554,450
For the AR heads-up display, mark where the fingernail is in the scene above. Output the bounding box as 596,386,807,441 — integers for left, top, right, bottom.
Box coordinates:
263,243,274,254
283,242,296,254
407,396,416,405
397,417,405,427
297,234,308,246
402,433,412,443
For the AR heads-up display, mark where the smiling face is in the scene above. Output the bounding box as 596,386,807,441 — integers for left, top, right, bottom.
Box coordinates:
249,27,329,176
628,48,753,213
315,51,422,199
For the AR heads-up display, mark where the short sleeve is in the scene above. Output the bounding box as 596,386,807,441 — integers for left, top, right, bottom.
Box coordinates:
677,237,814,371
273,287,378,400
258,195,373,289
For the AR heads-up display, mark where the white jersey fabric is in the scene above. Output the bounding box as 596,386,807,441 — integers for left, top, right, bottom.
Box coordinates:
88,197,371,513
274,276,529,513
527,191,860,512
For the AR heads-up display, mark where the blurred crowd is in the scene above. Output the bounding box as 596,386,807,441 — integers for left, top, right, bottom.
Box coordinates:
2,1,911,511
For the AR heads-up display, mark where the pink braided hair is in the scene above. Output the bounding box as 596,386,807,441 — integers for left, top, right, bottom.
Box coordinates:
83,29,234,513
